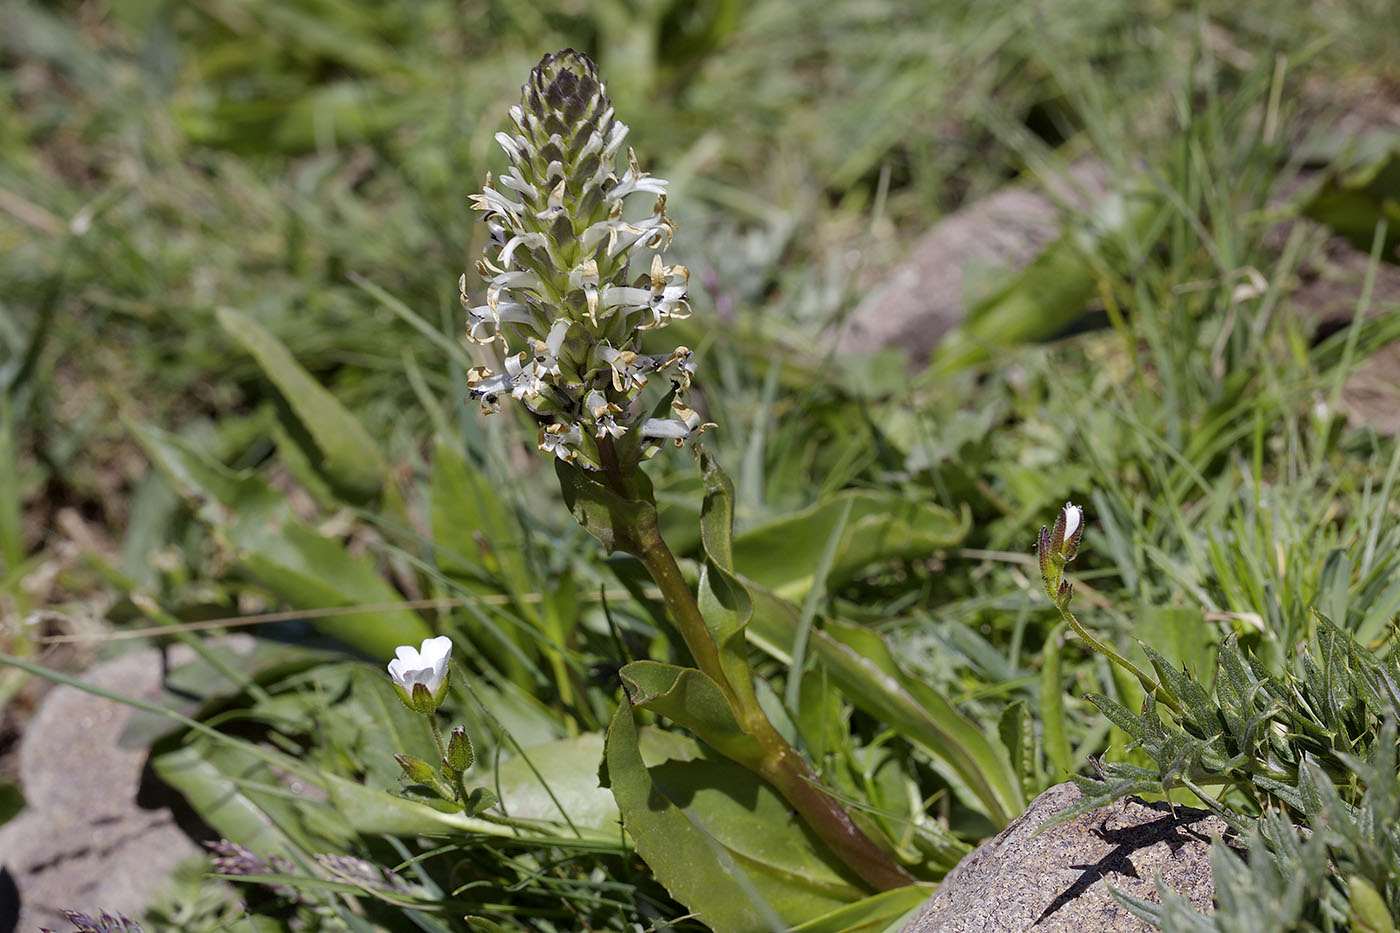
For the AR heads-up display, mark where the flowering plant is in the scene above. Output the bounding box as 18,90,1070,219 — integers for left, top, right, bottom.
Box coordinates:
456,49,913,894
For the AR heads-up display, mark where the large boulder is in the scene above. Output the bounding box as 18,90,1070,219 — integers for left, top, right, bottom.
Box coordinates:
902,782,1234,933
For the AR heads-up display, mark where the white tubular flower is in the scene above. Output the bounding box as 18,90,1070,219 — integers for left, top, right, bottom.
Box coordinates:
585,389,627,439
531,319,571,377
596,341,648,393
636,256,691,328
1063,503,1081,541
641,403,713,448
569,259,602,324
641,418,689,440
388,636,453,713
606,149,669,204
539,422,583,460
468,174,525,222
466,367,511,413
505,352,545,401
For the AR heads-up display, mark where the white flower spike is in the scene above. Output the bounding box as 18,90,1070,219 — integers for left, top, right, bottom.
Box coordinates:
387,635,453,714
460,49,705,470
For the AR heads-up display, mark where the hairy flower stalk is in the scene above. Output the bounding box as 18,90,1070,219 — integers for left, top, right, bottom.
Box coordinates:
1039,502,1183,716
463,49,705,468
462,51,912,893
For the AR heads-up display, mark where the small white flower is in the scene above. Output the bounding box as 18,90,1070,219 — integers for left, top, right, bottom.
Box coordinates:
1055,502,1084,562
387,636,453,711
1062,503,1081,541
605,148,669,204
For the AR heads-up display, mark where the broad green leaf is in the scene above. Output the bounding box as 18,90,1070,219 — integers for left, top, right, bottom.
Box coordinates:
787,496,854,713
322,771,619,848
1347,875,1395,933
343,666,442,789
603,700,863,930
789,885,935,933
744,586,1021,825
620,660,766,767
121,639,343,750
1356,575,1400,646
216,305,387,500
152,738,350,855
1133,606,1218,690
1317,548,1352,632
493,732,617,829
431,436,546,682
132,422,432,658
732,490,969,603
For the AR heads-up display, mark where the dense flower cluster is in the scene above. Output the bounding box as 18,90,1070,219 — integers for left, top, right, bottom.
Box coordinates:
462,49,708,468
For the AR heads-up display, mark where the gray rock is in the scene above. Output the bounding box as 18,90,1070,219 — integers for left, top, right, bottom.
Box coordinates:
836,161,1112,364
0,638,252,932
902,782,1233,933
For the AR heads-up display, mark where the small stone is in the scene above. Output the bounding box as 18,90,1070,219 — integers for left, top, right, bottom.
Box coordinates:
902,782,1234,933
0,638,253,933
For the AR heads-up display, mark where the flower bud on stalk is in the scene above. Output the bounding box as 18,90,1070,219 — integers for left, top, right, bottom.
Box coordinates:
463,50,710,468
1039,501,1084,604
445,725,474,775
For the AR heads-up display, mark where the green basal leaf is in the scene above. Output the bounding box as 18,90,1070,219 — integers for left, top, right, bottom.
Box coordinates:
1302,136,1400,260
322,770,620,848
343,666,442,789
216,305,387,501
493,732,620,830
820,616,1023,825
1347,875,1395,933
152,738,348,856
604,699,864,930
731,489,970,603
620,660,766,768
131,422,433,658
431,436,529,594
